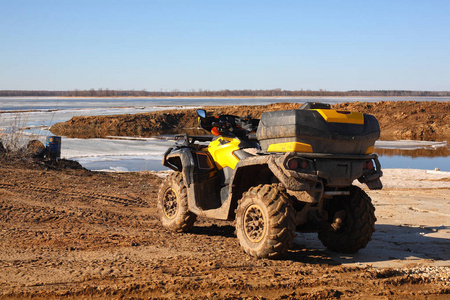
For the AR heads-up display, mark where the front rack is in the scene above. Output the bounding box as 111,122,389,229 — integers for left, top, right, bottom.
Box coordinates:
174,134,214,146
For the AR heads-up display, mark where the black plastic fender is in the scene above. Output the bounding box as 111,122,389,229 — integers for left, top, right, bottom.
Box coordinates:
163,147,195,186
163,146,230,219
226,154,322,209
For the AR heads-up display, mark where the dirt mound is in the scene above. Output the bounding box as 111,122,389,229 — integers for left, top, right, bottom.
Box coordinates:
49,102,303,138
49,101,450,141
334,101,450,141
1,151,85,171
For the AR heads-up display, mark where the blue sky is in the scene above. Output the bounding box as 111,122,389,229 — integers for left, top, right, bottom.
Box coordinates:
1,0,449,91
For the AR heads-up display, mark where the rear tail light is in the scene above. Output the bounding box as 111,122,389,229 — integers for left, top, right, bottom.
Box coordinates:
300,160,308,169
288,159,298,170
287,158,312,171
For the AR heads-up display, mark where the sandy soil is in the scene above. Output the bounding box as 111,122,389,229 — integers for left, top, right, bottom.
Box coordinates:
49,101,450,141
0,157,449,299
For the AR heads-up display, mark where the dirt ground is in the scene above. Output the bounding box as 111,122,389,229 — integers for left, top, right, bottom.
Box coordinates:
0,157,449,299
49,101,450,141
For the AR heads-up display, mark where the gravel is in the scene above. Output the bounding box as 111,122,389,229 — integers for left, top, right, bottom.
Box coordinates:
397,266,450,284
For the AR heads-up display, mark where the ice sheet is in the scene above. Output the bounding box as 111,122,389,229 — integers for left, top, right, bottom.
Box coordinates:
375,140,448,150
0,106,182,129
61,137,174,172
2,96,449,112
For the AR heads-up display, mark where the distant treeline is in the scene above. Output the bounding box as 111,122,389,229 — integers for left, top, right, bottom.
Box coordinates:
1,89,450,97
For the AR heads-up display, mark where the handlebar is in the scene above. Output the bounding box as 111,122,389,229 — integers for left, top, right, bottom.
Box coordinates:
197,110,259,138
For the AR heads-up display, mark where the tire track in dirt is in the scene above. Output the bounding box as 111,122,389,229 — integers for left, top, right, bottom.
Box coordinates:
0,180,148,207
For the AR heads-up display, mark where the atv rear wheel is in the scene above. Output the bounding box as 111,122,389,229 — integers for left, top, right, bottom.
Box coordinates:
157,172,196,232
318,186,376,253
236,184,296,258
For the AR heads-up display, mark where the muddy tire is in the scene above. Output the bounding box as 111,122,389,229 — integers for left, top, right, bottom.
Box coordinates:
235,184,296,258
157,172,196,232
318,186,376,253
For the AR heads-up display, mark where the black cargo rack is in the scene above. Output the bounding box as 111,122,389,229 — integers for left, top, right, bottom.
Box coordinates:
174,134,214,146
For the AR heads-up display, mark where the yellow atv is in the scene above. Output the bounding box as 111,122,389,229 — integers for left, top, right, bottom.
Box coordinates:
158,102,382,258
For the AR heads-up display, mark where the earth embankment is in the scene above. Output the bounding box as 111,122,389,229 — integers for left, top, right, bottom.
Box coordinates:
49,101,450,141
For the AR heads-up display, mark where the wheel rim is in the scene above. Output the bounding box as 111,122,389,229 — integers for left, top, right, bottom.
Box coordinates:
163,188,178,219
243,204,267,243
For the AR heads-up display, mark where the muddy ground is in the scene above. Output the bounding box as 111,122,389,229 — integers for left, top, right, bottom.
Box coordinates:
49,101,450,141
0,157,449,299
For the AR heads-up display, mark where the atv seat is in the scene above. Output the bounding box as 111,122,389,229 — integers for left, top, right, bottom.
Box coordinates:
299,102,331,110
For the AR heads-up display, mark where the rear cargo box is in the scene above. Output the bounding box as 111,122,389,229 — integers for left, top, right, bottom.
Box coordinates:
256,109,380,154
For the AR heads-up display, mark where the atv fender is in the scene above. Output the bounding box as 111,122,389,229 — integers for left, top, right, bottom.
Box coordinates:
163,147,231,219
163,147,195,186
211,154,324,220
229,154,323,202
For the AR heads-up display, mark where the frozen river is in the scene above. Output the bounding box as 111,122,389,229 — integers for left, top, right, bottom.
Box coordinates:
1,97,449,172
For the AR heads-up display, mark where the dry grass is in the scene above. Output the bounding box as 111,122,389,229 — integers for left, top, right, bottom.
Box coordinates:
0,111,41,156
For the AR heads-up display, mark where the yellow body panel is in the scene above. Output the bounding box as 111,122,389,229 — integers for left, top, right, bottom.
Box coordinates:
207,137,241,170
314,109,364,125
267,142,313,153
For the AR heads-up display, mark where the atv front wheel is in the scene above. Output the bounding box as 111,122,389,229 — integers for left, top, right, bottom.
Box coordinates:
157,172,196,232
236,184,296,258
318,186,376,253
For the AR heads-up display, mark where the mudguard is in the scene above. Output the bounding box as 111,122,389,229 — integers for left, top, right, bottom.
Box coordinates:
163,147,195,186
163,146,231,219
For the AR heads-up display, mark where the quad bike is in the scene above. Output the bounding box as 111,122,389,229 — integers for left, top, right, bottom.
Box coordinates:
158,102,382,258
